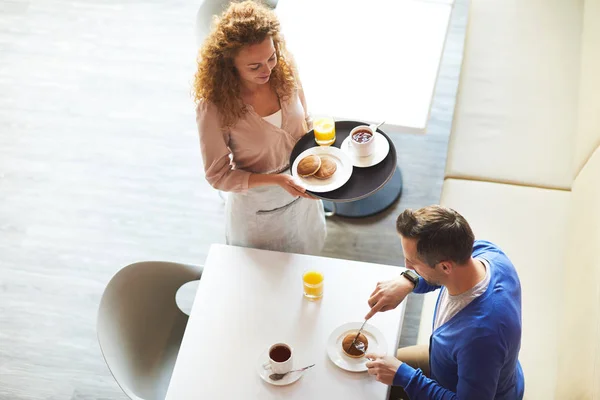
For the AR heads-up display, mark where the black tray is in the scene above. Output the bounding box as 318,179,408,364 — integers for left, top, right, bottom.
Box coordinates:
289,120,397,202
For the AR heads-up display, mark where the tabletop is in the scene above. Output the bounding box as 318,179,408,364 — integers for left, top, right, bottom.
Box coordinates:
166,244,407,399
276,0,453,133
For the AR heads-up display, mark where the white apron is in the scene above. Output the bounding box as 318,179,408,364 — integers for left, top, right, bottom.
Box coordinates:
224,173,327,255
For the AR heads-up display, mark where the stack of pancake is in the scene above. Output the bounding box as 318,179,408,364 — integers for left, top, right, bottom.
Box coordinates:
297,155,337,180
342,331,369,358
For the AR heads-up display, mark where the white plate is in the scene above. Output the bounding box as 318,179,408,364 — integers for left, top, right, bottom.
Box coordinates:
326,322,388,372
291,146,353,192
341,132,391,168
256,348,303,386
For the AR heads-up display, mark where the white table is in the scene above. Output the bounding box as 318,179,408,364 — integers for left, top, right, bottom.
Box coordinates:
166,244,406,399
276,0,453,133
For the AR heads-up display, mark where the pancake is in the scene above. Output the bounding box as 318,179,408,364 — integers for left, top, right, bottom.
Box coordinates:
297,155,321,177
313,156,337,180
342,331,368,358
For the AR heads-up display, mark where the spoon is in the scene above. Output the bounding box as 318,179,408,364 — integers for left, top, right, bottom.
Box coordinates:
353,341,366,352
269,364,316,381
369,120,385,133
348,320,368,351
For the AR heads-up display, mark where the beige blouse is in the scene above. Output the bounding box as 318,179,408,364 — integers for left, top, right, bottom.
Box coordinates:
196,86,311,193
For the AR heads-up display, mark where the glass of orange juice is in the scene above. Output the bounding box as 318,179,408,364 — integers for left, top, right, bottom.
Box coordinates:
313,116,336,146
303,270,324,300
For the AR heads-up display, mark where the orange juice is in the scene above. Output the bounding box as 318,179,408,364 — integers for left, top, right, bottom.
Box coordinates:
303,270,324,300
314,117,336,146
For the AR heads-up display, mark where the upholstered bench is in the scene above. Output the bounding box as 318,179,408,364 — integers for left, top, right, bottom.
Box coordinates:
417,0,600,398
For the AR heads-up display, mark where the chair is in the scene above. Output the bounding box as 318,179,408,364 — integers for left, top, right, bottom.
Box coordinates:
97,261,203,400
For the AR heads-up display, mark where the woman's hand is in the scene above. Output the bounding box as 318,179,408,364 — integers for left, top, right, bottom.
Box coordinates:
248,173,315,199
275,174,314,199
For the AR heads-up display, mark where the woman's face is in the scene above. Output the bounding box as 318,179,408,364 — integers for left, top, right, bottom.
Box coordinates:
233,36,278,86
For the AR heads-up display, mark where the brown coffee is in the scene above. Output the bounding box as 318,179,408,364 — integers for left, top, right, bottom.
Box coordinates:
352,130,373,143
269,345,291,362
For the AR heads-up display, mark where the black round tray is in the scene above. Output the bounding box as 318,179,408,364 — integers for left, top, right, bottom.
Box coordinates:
289,120,398,202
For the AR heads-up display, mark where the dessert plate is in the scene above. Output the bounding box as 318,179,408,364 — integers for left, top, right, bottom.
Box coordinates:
326,322,388,372
291,146,353,193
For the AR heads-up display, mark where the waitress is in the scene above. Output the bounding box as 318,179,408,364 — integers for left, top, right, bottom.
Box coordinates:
193,1,326,255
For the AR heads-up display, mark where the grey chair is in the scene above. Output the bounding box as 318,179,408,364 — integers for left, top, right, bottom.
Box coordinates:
97,261,203,400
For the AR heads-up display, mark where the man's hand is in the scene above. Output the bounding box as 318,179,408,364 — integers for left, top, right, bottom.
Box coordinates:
365,275,415,320
365,354,403,385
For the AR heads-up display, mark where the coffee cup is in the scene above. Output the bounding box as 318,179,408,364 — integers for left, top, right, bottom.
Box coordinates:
349,125,375,157
264,343,293,374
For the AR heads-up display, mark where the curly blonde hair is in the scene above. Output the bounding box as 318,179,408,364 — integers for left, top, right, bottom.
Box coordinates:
193,0,298,128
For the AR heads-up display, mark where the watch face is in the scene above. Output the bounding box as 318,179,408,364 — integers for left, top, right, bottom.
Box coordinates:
403,270,418,285
406,270,418,279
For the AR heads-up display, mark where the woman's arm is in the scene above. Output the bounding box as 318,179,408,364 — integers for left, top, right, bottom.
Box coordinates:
197,101,251,192
197,100,312,198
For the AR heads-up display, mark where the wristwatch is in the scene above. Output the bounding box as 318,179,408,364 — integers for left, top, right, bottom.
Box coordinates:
401,270,419,288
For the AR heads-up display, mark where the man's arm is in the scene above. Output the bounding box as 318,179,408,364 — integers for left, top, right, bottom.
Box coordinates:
394,335,506,400
365,272,440,320
412,274,441,294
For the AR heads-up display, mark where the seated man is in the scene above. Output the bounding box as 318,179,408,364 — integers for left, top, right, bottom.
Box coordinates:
365,205,524,399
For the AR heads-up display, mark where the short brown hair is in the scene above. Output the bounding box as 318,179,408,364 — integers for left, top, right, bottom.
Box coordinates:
396,205,474,267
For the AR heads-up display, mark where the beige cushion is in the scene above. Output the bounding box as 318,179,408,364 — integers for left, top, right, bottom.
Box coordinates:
556,145,600,398
574,0,600,176
416,290,439,346
445,0,582,189
439,178,571,399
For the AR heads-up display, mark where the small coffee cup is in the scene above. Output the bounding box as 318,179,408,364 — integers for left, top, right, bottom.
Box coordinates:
264,343,294,374
349,125,375,157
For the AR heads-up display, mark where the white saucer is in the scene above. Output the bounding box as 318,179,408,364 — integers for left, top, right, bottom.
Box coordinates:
291,146,353,192
341,132,390,168
256,349,303,386
326,322,388,372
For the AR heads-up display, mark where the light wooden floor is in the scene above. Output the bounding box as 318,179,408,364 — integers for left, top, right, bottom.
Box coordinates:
0,0,467,398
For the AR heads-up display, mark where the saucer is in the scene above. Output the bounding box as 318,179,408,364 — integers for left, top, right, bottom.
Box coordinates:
256,348,303,386
326,322,388,372
341,132,390,168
